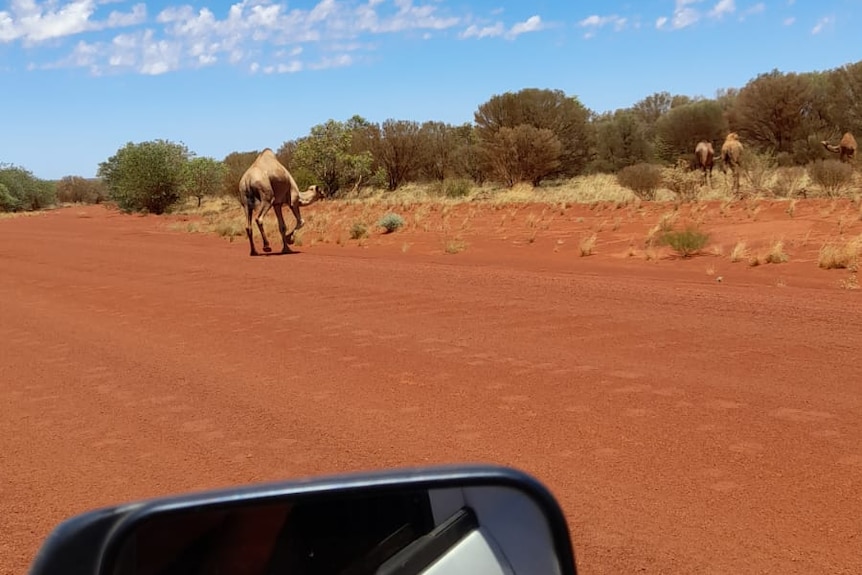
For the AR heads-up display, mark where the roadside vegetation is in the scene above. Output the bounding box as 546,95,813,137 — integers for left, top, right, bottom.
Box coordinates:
3,60,862,282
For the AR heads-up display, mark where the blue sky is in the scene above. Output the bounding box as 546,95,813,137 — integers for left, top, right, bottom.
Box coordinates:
1,0,857,179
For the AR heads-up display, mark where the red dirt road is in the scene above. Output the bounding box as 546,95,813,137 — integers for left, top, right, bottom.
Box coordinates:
2,206,861,574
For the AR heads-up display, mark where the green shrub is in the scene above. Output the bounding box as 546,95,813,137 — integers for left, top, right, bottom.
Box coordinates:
378,213,405,233
0,164,56,212
98,139,191,214
659,227,710,257
617,163,663,201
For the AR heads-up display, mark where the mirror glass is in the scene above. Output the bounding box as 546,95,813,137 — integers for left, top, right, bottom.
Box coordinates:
108,484,563,575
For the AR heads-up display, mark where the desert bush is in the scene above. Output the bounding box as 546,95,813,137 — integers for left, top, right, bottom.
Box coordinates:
771,166,806,198
378,213,405,233
443,178,472,198
350,222,369,239
617,163,663,201
662,160,701,202
659,227,710,257
808,159,854,197
98,139,191,214
741,151,777,193
818,236,862,270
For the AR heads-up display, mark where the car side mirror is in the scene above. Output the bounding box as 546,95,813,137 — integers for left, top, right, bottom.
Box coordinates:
28,465,577,575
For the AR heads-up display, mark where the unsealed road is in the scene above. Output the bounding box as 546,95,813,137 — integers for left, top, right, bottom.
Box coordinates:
1,206,860,574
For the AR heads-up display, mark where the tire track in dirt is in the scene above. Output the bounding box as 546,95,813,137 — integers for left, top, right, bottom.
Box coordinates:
1,207,861,575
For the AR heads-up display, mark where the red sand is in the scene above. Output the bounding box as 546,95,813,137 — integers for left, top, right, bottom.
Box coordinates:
1,203,861,574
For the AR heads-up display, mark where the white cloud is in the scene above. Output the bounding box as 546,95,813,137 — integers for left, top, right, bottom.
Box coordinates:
578,14,627,38
0,0,146,44
811,15,833,35
460,22,503,39
783,16,795,26
460,14,544,40
739,2,765,20
8,0,547,75
708,0,734,19
507,15,543,38
657,0,753,30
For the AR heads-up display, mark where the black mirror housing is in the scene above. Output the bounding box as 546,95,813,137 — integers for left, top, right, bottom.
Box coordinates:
28,464,577,575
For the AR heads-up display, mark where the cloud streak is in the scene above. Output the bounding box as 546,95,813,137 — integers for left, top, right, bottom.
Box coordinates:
460,14,545,40
4,0,545,75
577,14,627,38
0,0,146,44
655,0,765,30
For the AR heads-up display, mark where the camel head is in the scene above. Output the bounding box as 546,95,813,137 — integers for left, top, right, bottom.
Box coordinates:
297,184,326,206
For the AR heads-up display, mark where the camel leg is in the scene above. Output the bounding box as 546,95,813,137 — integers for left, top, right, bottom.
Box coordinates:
287,200,305,233
273,204,292,253
244,198,258,257
256,200,274,253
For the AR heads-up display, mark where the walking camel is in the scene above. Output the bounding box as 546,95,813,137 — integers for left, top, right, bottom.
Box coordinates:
694,141,715,186
720,132,744,196
821,132,857,163
238,148,325,256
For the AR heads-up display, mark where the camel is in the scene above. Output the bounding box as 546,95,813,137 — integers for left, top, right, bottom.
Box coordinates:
720,132,744,196
694,141,715,186
821,132,857,163
238,148,324,256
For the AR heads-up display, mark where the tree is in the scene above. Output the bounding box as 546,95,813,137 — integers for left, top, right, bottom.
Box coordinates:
474,88,593,178
483,125,562,187
654,100,727,162
417,121,455,182
55,176,108,204
222,151,260,197
591,110,652,172
0,163,56,212
731,70,816,156
632,91,674,131
98,139,192,214
182,157,227,207
827,61,862,135
369,119,424,190
450,123,486,184
291,119,371,196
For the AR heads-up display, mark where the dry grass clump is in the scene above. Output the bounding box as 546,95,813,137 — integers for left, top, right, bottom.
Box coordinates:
730,240,747,263
808,159,855,197
762,240,790,264
818,235,862,270
579,233,597,256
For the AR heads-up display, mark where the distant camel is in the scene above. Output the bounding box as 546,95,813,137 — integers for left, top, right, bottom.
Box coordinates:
238,148,324,256
821,132,857,163
720,132,744,196
694,141,715,186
